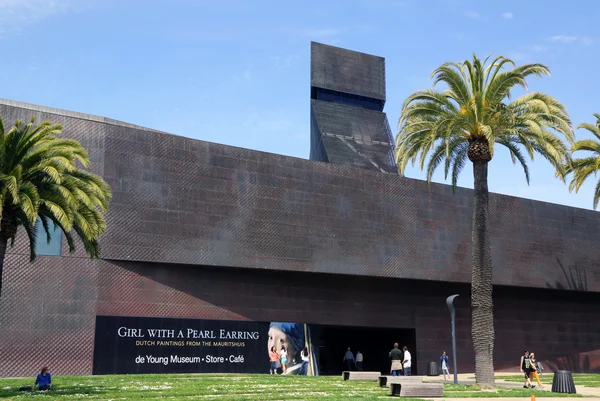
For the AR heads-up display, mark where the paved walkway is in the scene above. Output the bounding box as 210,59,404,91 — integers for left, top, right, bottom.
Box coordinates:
429,399,599,401
421,372,600,398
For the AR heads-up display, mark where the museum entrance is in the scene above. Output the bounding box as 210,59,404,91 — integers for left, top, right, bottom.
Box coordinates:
311,325,417,376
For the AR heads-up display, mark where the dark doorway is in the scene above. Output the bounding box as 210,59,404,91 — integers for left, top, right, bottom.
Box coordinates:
311,325,416,376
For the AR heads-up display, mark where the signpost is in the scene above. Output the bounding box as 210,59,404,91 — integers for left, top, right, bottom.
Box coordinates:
446,294,459,384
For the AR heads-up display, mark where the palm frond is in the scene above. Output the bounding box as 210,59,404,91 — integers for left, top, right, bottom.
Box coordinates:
566,114,600,207
451,144,469,192
572,139,600,154
0,117,112,260
496,139,531,184
395,53,572,192
594,179,600,209
431,65,472,105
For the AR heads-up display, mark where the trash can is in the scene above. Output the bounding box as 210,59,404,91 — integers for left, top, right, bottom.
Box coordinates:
551,370,576,394
389,383,401,396
427,361,440,376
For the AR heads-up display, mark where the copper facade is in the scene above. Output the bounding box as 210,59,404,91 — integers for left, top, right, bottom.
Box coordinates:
1,43,599,377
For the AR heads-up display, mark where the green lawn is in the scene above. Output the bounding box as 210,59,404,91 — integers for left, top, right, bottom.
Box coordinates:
500,373,600,388
443,383,580,398
0,374,586,400
1,375,413,401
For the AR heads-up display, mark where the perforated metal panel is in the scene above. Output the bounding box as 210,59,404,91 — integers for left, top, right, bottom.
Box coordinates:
1,98,600,378
3,255,599,377
311,42,386,102
0,254,99,377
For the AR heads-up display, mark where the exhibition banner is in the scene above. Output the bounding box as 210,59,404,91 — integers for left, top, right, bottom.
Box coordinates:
93,316,317,375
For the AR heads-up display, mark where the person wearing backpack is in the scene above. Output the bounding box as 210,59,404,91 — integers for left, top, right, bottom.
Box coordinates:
529,353,543,388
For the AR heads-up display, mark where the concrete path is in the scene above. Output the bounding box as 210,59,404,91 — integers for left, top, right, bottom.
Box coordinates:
420,372,600,397
422,373,525,388
426,399,599,401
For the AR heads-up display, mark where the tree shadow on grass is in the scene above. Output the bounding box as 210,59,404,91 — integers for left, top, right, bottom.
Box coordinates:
0,385,113,399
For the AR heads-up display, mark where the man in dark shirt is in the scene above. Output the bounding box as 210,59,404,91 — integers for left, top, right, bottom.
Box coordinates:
389,343,403,376
343,347,355,372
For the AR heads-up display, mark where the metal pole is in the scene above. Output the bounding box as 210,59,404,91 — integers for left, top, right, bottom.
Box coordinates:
446,294,459,384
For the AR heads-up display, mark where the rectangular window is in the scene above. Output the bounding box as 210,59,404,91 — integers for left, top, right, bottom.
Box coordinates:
34,217,62,256
312,87,384,111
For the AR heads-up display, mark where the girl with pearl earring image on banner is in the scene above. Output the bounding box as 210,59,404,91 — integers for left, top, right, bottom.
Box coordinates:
267,322,319,375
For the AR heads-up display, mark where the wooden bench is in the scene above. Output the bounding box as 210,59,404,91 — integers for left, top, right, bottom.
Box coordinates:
388,383,444,397
378,375,423,387
342,371,381,381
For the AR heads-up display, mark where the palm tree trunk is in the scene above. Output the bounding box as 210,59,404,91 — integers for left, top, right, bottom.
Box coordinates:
471,160,495,386
0,235,8,298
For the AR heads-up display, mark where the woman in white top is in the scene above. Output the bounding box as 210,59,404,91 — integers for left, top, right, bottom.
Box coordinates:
280,346,288,374
300,348,310,375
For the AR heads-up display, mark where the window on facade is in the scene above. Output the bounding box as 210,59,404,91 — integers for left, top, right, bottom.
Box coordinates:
34,217,62,256
312,88,384,111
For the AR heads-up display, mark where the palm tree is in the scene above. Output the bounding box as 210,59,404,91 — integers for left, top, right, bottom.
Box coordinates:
567,114,600,208
0,117,111,297
395,55,573,386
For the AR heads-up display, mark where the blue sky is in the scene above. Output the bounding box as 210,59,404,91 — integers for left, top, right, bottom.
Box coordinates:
1,0,599,210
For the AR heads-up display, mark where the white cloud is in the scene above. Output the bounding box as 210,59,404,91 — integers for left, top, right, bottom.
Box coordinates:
0,0,73,36
548,35,594,46
581,36,594,45
532,45,549,52
270,54,300,71
507,45,551,63
549,35,578,44
508,51,527,62
465,10,479,19
502,12,513,19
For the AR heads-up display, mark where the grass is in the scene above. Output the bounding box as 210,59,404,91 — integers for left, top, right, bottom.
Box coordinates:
0,374,415,401
443,383,580,398
0,374,588,400
500,373,600,388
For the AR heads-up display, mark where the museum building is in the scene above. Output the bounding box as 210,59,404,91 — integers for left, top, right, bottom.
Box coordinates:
1,42,599,377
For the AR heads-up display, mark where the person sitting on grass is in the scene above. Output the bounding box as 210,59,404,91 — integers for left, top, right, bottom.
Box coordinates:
34,367,52,391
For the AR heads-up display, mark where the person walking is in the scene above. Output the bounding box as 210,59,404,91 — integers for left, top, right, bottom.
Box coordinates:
529,353,543,388
356,351,364,371
389,343,403,376
343,347,355,372
440,351,450,381
520,351,533,388
402,346,412,376
269,346,279,374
